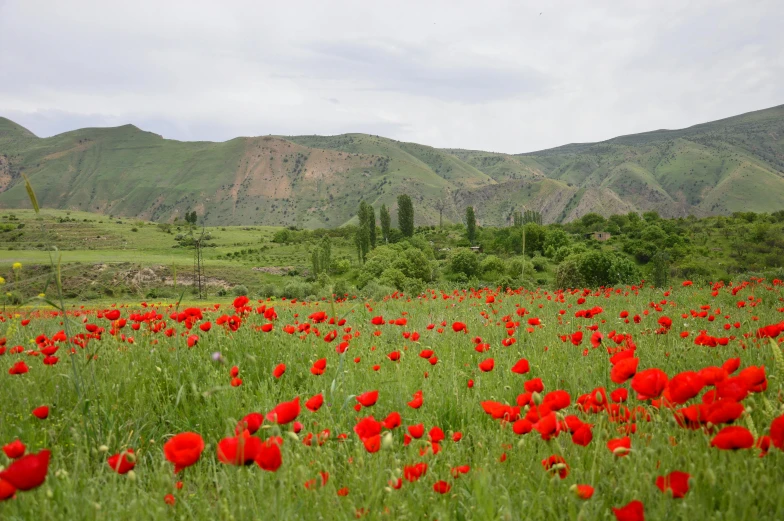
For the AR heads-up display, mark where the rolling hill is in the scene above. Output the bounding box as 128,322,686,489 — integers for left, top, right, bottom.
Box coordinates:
1,104,783,227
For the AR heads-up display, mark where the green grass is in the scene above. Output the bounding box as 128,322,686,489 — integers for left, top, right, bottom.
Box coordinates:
1,282,783,519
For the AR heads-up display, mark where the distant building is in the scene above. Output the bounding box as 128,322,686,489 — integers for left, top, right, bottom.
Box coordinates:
470,245,482,253
588,232,612,241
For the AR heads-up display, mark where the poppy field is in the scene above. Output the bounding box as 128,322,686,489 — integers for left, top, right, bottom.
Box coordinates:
2,281,784,520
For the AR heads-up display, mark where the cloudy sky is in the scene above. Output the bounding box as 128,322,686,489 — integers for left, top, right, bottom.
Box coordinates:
1,0,782,153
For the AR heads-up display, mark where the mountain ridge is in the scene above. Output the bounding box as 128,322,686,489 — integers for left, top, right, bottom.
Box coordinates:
1,104,783,227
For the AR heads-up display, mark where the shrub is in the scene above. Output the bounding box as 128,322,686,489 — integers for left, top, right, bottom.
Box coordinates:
232,285,249,297
450,248,480,278
481,255,506,275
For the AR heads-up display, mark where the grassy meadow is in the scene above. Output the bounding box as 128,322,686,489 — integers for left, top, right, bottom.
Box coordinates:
1,280,784,520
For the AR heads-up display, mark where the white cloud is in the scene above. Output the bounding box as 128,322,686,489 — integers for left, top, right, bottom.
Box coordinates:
1,0,782,152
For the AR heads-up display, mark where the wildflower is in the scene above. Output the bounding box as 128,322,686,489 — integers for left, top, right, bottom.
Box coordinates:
164,433,205,473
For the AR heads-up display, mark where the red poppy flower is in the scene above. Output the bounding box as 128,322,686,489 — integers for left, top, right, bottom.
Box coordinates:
452,322,467,333
3,439,25,459
667,371,705,404
255,439,282,472
408,424,425,439
613,500,644,521
0,478,15,501
407,390,424,409
607,436,631,456
573,484,594,499
337,487,349,496
610,388,628,403
403,462,428,482
164,494,175,506
524,378,544,393
186,334,199,348
610,357,639,384
8,361,29,375
217,430,262,465
433,480,451,494
478,358,495,372
655,470,690,498
0,449,50,491
631,368,668,400
32,406,49,419
771,414,784,451
266,397,300,424
710,426,754,450
541,455,569,479
273,363,286,378
107,449,136,474
305,394,324,412
571,424,593,446
239,412,263,434
310,358,327,375
164,432,205,473
511,359,530,374
383,411,401,430
356,390,378,407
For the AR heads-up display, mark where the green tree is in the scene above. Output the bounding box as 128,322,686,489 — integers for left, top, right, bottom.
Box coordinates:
466,206,476,245
397,194,414,237
450,248,480,278
368,204,377,249
380,204,391,243
356,201,371,263
513,211,523,227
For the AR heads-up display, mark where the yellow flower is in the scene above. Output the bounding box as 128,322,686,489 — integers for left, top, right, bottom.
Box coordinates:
12,262,22,270
0,276,5,285
38,293,45,298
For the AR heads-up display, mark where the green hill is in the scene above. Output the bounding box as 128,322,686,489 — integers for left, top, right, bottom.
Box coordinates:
1,104,783,227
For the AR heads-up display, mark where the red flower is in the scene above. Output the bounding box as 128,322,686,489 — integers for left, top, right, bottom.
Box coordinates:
383,411,402,430
8,361,29,375
305,394,324,412
217,431,262,465
186,334,199,348
3,439,25,459
403,462,428,482
408,424,425,439
310,358,327,375
266,397,300,425
0,449,50,491
32,406,49,419
273,363,286,378
607,436,631,456
107,449,136,474
631,368,668,400
510,359,530,374
255,439,282,472
164,432,205,473
337,487,349,496
610,356,639,384
541,455,569,479
239,412,263,434
613,500,644,521
356,390,378,407
655,470,690,498
710,426,754,450
452,321,467,333
524,378,544,393
667,371,705,404
478,358,495,372
164,494,176,506
407,390,424,409
573,484,594,499
433,480,451,494
0,478,15,501
770,414,784,451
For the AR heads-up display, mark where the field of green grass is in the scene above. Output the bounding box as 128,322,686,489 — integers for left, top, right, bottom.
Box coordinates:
1,281,784,520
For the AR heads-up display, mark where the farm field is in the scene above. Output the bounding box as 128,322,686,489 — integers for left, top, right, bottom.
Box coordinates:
2,281,784,520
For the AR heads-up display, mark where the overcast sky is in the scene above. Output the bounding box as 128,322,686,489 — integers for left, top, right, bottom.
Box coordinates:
1,0,782,153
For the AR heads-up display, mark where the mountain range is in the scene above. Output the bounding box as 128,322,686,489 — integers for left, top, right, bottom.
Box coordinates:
1,104,783,227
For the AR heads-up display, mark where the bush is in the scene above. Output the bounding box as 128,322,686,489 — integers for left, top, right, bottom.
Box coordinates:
379,268,407,290
481,255,505,275
259,283,278,298
531,256,548,272
232,285,249,297
281,281,315,300
360,280,396,300
555,251,641,289
450,248,480,278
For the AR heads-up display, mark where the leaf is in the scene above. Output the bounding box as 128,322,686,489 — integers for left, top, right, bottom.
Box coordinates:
21,174,40,213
